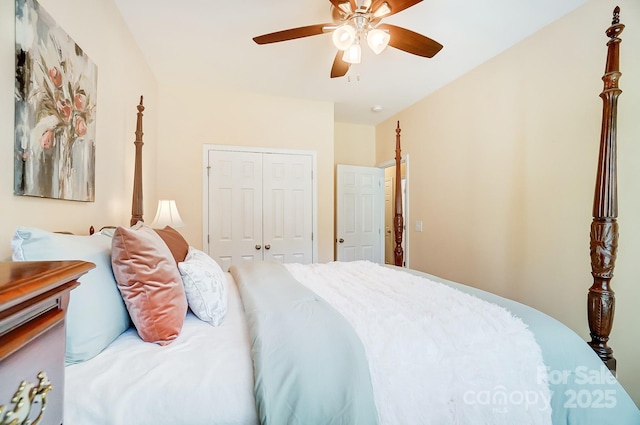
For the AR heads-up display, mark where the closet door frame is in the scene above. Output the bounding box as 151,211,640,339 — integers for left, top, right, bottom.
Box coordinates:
202,144,318,264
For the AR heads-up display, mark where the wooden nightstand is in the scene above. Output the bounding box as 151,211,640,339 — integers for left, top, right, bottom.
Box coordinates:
0,261,94,425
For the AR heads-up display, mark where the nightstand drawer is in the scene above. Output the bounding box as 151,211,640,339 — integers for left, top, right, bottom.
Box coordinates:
0,319,65,425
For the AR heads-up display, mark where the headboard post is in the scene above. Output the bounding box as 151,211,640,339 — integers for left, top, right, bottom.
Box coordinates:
394,121,404,267
130,96,145,227
587,7,623,373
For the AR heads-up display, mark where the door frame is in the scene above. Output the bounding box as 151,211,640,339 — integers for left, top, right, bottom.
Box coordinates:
384,177,394,264
202,144,318,263
376,154,410,268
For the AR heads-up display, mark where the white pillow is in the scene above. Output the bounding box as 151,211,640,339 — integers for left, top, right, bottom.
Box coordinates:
11,227,130,364
178,247,228,326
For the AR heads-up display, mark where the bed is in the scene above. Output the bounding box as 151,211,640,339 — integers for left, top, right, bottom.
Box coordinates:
8,6,640,425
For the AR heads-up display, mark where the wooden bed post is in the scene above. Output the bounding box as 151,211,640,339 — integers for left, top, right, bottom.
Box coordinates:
588,7,623,374
130,96,145,226
394,121,404,267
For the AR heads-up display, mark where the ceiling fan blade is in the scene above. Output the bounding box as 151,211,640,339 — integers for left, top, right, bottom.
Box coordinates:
330,51,350,78
377,23,443,58
253,24,331,45
329,0,356,13
370,0,421,16
331,6,344,22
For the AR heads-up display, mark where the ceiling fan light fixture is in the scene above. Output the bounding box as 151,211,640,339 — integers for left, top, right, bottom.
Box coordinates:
252,0,443,79
373,2,392,18
367,28,390,54
338,2,352,14
332,25,356,50
342,42,362,64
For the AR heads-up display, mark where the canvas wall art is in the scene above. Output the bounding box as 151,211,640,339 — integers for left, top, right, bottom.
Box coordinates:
15,0,98,202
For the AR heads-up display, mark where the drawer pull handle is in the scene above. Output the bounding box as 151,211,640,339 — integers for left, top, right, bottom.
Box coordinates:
0,371,52,425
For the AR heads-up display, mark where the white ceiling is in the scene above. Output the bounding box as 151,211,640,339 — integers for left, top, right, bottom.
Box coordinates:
113,0,587,126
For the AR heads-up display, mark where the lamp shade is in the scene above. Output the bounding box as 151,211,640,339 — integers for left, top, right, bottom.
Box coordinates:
332,25,356,50
342,42,362,64
367,29,390,54
373,2,391,18
151,200,185,228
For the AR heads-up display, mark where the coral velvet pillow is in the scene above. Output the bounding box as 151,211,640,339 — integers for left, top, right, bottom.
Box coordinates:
111,224,187,345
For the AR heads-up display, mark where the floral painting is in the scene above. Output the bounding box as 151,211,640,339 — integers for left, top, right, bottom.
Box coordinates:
14,0,97,201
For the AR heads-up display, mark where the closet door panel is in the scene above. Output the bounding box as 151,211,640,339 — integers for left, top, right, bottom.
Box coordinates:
208,150,263,269
262,153,313,264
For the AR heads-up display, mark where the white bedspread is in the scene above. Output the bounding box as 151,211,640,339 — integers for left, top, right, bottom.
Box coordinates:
284,261,552,425
66,262,553,425
64,274,258,425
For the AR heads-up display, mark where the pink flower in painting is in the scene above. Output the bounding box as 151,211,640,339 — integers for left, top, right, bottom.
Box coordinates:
75,117,87,137
48,67,62,87
57,99,72,123
40,129,54,149
74,93,86,110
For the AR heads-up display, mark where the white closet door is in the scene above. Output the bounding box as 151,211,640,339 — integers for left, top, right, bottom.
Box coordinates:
207,150,263,271
262,153,313,264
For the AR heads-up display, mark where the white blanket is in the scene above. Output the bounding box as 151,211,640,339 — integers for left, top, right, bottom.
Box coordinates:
64,274,258,425
284,261,552,425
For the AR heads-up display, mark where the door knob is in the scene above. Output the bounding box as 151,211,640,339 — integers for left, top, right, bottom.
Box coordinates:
255,245,261,250
338,238,344,243
265,244,271,250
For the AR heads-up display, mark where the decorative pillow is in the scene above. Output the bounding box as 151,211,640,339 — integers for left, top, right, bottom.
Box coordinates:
154,226,189,264
111,224,187,345
11,227,130,364
178,247,228,326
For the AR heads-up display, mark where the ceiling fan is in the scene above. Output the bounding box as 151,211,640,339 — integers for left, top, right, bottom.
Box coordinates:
253,0,443,78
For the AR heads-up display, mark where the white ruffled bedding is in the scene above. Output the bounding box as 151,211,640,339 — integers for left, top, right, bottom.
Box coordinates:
284,261,552,425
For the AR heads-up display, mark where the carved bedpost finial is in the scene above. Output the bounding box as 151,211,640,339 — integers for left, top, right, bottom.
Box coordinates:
588,7,623,374
135,97,145,140
605,7,624,46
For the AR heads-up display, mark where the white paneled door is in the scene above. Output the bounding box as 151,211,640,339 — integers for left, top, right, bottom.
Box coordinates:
207,149,313,270
262,153,313,264
336,164,384,263
207,150,263,271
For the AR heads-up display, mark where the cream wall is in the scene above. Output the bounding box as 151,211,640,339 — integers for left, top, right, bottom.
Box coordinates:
376,0,640,403
156,84,335,262
0,0,158,260
334,122,376,167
